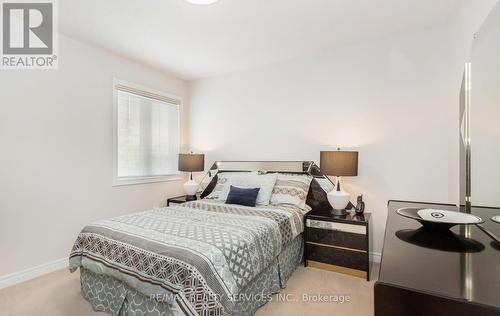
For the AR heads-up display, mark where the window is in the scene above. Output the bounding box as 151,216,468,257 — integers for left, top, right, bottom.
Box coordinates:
113,80,181,185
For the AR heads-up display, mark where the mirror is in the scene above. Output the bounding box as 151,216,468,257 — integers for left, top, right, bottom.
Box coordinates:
459,64,471,209
469,2,500,207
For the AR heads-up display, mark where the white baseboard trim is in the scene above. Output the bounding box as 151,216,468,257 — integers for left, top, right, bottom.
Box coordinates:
370,251,382,263
0,257,68,290
0,251,381,290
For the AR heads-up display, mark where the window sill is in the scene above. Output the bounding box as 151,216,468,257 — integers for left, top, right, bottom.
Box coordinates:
113,175,183,187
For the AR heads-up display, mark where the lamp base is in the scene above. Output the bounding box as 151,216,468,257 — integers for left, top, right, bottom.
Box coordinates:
184,179,199,196
327,190,350,209
185,195,198,201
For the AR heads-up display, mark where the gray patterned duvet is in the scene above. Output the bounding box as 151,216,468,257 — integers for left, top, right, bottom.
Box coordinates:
69,200,305,316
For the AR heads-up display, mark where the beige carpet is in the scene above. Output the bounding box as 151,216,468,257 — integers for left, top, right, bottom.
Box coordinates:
0,264,378,316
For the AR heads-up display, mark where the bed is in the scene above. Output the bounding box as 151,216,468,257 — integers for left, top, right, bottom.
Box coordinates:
69,161,334,316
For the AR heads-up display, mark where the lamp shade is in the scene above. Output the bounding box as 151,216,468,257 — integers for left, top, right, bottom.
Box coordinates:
320,151,358,176
178,153,205,172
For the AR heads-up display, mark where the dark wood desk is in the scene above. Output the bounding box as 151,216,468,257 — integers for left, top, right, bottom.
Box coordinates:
375,200,500,316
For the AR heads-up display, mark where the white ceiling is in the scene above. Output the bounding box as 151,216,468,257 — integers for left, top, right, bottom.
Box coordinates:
60,0,458,80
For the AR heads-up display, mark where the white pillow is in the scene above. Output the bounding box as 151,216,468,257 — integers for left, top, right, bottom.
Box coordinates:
220,173,278,206
204,172,256,200
270,173,313,210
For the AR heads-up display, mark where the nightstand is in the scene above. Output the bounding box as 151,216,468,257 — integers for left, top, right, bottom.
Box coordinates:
304,209,371,280
167,194,201,206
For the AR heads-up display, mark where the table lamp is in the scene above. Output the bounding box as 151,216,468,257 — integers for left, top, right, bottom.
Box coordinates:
178,153,205,201
320,150,358,215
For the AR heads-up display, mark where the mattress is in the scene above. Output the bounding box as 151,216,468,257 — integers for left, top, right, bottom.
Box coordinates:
69,199,306,315
80,235,303,316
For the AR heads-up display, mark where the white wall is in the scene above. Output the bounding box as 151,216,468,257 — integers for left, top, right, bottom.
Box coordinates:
189,26,456,253
469,1,500,206
0,34,188,277
449,0,498,65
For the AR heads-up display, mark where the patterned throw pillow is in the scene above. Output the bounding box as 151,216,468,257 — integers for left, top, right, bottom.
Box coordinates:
219,172,278,206
270,173,313,210
204,172,256,200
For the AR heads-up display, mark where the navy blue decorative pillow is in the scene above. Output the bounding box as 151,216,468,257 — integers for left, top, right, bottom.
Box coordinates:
225,185,260,207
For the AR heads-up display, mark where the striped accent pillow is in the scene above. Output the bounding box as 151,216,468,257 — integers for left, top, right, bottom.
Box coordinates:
270,173,313,211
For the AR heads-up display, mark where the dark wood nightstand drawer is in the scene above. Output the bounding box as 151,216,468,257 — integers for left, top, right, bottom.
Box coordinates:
304,211,371,280
306,227,367,251
306,243,367,275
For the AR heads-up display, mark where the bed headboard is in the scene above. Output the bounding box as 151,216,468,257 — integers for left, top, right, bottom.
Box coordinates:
210,161,320,173
198,161,335,211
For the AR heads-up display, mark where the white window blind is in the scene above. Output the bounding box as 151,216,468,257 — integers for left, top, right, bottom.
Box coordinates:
115,85,180,182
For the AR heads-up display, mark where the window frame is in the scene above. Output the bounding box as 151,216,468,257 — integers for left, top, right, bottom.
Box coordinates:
112,79,183,186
